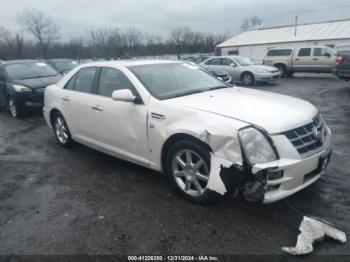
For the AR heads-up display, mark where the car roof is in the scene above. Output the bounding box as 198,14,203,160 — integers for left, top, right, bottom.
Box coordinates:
80,59,182,68
206,56,243,59
3,59,42,65
46,58,76,62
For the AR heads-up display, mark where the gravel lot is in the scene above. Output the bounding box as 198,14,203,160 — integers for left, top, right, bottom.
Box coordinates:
0,74,349,256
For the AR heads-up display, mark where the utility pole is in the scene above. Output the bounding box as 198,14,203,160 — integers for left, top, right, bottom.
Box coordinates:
294,15,298,36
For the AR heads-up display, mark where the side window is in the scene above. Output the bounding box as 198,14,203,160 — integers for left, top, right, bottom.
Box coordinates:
222,58,233,66
98,67,136,97
313,48,329,57
75,67,98,94
64,74,77,90
298,48,311,57
206,58,221,65
267,49,292,56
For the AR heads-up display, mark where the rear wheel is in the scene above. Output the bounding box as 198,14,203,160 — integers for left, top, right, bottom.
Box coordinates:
241,72,255,86
275,64,287,77
52,112,73,147
166,140,219,204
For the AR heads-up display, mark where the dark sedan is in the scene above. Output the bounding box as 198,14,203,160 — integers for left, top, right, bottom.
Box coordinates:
0,60,62,118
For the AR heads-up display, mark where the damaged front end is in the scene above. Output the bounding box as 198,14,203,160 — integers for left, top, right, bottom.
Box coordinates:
200,125,279,203
200,123,332,204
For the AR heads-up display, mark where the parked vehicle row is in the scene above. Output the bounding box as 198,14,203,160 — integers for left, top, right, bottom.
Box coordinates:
45,59,79,75
42,60,332,204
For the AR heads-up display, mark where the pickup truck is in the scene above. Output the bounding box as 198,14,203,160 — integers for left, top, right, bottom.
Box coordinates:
263,46,337,76
334,48,350,81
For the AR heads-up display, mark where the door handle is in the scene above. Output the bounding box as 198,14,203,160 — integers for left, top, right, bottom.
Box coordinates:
295,58,300,61
62,96,70,102
91,105,103,112
313,58,318,60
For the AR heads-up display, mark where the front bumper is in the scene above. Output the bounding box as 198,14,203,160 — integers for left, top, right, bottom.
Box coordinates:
255,72,280,82
262,147,331,203
15,90,44,108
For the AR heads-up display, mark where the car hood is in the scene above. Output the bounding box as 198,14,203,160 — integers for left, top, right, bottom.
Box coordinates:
165,87,317,134
11,75,62,89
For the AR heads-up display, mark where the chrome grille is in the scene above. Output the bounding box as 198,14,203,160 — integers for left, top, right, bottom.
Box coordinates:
282,115,327,158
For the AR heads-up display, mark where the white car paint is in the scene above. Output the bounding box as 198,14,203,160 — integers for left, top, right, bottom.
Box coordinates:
43,60,332,204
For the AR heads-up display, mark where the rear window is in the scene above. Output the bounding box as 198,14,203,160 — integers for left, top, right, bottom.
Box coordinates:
267,49,292,56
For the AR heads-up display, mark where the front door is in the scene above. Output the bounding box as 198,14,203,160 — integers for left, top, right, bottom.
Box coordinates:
91,67,149,162
311,47,335,72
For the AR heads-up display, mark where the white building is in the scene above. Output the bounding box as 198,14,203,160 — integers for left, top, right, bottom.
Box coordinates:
217,19,350,63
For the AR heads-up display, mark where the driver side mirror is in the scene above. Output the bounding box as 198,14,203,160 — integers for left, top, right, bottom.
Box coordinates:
112,89,135,103
230,63,237,67
324,52,331,57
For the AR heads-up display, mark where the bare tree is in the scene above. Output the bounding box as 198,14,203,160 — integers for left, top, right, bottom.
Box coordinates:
241,16,262,31
18,8,60,58
170,26,193,58
124,27,143,57
0,27,11,43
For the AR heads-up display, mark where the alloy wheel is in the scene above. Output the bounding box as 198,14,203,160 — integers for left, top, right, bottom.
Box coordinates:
171,149,210,197
242,74,253,85
54,116,69,145
9,99,17,118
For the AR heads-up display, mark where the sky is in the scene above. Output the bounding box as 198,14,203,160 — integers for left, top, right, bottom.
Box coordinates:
0,0,350,41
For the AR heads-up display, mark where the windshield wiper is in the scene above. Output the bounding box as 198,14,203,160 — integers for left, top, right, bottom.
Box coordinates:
209,85,229,91
174,89,206,98
19,74,58,80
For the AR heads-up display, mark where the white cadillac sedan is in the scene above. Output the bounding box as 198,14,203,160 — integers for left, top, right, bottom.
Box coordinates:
43,60,332,204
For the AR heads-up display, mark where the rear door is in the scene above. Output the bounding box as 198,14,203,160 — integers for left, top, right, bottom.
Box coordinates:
64,67,101,141
293,47,312,72
311,47,335,72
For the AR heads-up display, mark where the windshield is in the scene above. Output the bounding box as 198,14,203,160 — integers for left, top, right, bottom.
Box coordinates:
234,57,255,66
129,63,229,100
327,47,337,56
5,62,58,79
51,60,78,72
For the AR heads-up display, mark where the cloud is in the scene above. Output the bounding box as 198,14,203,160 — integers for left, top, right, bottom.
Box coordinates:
0,0,349,41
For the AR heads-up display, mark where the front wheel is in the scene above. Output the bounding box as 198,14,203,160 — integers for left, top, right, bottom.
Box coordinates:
53,113,73,147
241,72,255,86
8,98,22,118
166,140,219,204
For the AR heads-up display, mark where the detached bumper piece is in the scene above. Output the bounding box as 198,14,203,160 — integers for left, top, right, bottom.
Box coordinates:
282,216,347,255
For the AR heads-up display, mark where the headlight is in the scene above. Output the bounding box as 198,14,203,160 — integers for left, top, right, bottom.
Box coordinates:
239,127,277,164
257,69,269,74
13,85,32,92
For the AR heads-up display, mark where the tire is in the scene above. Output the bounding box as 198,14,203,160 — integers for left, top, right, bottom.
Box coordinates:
165,140,219,205
8,97,22,118
286,71,295,77
241,72,255,86
52,112,73,147
275,64,287,77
